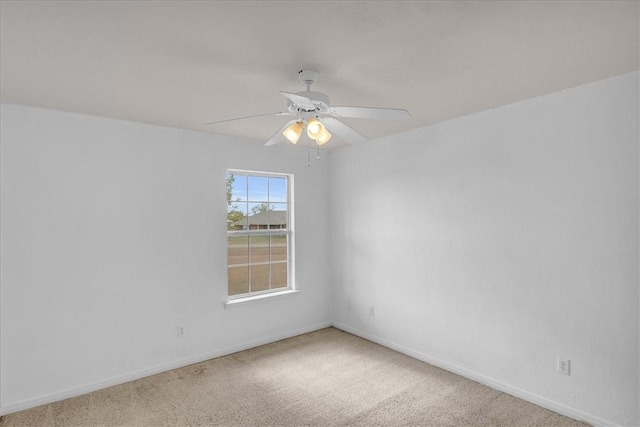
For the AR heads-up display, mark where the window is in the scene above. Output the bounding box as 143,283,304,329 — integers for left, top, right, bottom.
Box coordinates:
226,170,293,298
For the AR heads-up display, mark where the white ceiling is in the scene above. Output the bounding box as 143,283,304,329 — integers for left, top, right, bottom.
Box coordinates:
1,1,638,148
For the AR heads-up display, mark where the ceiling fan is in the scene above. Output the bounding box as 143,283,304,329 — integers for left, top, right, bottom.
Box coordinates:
206,70,411,147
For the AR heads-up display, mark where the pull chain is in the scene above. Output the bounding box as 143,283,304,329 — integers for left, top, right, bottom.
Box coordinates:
307,146,311,167
317,145,320,161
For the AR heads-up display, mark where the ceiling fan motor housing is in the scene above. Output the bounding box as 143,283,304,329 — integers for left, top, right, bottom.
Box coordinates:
287,91,330,115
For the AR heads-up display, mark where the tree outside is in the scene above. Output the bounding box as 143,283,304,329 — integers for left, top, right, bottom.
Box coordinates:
250,203,275,215
227,174,244,228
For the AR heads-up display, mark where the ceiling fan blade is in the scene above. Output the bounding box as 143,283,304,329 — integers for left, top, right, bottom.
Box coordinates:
280,91,315,110
321,117,368,145
330,106,411,121
205,112,292,126
265,120,298,146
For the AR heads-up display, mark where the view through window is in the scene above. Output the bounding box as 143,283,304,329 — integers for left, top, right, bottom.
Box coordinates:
226,170,292,298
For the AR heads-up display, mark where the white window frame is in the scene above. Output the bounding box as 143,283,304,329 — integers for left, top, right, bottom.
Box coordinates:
226,169,295,302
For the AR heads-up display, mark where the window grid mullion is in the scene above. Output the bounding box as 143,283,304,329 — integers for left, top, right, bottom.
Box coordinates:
267,178,271,291
268,234,272,291
245,174,250,294
247,234,251,294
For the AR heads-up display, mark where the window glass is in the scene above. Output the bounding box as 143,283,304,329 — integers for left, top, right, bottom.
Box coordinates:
248,176,268,202
269,177,287,203
226,170,292,298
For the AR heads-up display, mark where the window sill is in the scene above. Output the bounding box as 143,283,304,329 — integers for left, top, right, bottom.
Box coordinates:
224,289,300,309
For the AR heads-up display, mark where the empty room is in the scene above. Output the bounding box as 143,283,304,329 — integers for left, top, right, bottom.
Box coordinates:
0,1,638,426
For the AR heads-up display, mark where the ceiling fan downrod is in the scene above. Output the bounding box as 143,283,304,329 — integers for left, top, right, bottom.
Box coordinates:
298,69,318,92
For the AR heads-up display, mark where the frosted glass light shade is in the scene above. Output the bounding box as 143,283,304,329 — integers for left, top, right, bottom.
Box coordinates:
316,129,332,145
283,121,303,144
306,118,325,139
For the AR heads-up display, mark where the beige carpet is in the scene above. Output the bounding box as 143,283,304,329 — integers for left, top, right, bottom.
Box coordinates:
0,327,588,426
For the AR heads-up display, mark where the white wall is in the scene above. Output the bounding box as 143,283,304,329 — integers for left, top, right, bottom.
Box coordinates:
330,72,639,426
0,104,332,413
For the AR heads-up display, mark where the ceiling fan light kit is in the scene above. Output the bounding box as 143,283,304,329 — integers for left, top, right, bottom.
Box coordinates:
207,69,411,148
283,118,332,146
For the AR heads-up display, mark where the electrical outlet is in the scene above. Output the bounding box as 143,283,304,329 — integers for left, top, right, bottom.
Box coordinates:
177,325,185,337
557,358,570,375
369,307,375,317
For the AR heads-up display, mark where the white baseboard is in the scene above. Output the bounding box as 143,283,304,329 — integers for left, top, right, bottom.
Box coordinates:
331,321,618,427
1,320,620,426
0,321,332,416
